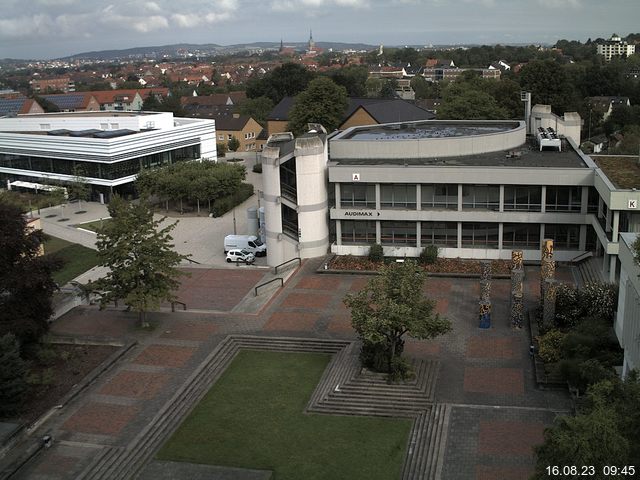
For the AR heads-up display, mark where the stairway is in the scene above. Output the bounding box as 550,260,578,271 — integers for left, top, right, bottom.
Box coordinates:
576,256,606,286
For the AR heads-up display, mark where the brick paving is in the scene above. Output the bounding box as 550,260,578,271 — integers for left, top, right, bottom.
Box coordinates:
99,370,171,399
62,402,140,436
133,345,196,368
463,367,525,395
16,260,575,480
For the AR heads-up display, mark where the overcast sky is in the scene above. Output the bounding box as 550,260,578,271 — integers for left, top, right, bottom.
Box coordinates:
1,0,639,59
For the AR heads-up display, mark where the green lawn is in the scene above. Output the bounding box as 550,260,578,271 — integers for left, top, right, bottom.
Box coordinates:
158,350,412,480
77,218,110,232
44,236,100,285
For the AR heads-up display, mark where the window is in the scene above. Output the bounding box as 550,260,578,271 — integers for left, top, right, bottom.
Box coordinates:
462,185,500,211
218,135,224,140
544,224,580,249
228,134,233,140
461,223,499,248
503,223,540,248
282,204,298,240
340,183,376,208
40,124,50,130
421,222,457,246
587,186,599,214
504,186,541,212
380,184,416,209
421,184,457,210
545,186,581,212
100,123,108,130
381,221,416,246
279,159,297,202
341,220,376,244
110,123,119,130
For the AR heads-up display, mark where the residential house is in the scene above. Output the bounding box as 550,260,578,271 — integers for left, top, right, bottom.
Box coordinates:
30,76,75,93
0,97,45,117
40,93,101,112
180,92,247,109
213,112,263,152
266,97,435,136
587,96,631,121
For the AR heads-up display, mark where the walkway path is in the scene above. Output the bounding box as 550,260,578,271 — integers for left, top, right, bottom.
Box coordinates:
6,258,572,480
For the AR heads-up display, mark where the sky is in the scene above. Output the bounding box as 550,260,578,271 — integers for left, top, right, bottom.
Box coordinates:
1,0,639,60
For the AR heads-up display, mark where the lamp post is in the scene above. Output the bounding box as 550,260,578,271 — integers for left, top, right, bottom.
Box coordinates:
233,208,237,235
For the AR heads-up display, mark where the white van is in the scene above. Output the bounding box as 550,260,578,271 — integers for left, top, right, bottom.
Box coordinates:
223,235,267,256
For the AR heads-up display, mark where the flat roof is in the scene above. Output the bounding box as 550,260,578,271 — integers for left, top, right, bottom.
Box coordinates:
18,111,159,118
592,155,640,189
330,137,588,168
343,121,520,140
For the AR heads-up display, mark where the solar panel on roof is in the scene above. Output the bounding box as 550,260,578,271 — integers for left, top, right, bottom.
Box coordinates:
48,129,71,136
69,129,101,137
0,99,25,116
42,94,84,109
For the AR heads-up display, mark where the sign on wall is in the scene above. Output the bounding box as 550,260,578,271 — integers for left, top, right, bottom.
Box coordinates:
352,173,360,181
629,199,638,209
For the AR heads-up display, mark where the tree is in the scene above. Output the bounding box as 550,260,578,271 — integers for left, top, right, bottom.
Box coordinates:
379,78,398,99
343,261,452,376
438,83,508,120
0,200,60,344
0,334,28,417
246,63,315,104
227,136,240,152
89,196,188,327
518,59,578,113
326,65,369,97
287,77,348,135
68,165,90,209
533,374,640,477
238,96,274,127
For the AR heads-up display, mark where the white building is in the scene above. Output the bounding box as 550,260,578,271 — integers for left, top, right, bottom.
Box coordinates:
597,34,636,62
0,111,216,200
614,232,640,377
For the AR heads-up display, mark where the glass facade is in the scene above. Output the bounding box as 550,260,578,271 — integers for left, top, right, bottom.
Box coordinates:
504,186,542,212
380,184,416,209
461,222,499,248
503,223,540,248
341,220,376,244
421,222,458,246
381,221,416,246
545,186,581,212
0,145,200,181
421,184,458,210
462,185,500,211
340,183,376,208
545,224,580,249
279,159,297,202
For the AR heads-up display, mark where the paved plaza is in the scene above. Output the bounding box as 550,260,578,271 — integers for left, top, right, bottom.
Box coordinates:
3,254,574,480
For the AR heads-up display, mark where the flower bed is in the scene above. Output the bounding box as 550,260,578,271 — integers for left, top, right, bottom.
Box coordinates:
328,255,511,275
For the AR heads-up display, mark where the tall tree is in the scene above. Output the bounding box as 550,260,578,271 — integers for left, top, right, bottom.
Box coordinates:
0,200,60,343
238,96,274,128
344,261,451,375
246,63,315,104
327,65,369,97
438,82,508,120
287,77,348,135
0,334,28,417
89,197,188,327
68,165,90,209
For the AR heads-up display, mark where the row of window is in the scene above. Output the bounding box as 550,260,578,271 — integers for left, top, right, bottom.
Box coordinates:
339,183,598,213
0,145,200,180
340,221,587,250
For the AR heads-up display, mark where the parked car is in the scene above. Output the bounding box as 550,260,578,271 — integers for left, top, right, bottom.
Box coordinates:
226,249,255,264
223,235,266,256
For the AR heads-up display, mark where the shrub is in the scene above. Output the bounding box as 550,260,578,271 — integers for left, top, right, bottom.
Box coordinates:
388,356,414,383
555,283,581,329
216,142,227,157
578,283,617,322
560,358,615,393
537,329,567,363
419,245,439,265
35,346,58,366
210,183,254,217
368,243,384,263
252,163,262,173
0,334,28,417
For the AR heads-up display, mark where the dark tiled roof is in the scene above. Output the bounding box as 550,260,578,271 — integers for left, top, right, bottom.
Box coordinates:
212,113,251,131
267,96,296,121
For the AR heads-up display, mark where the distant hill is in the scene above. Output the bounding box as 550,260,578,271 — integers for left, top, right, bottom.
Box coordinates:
60,41,379,61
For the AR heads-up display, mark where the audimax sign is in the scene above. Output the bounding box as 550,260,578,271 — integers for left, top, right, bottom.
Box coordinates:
344,210,381,217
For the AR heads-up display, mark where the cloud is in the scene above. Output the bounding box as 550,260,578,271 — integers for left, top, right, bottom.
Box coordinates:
537,0,581,7
271,0,368,12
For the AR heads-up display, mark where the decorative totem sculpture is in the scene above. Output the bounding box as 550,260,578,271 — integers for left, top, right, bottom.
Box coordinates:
479,260,492,328
510,250,524,328
540,239,555,308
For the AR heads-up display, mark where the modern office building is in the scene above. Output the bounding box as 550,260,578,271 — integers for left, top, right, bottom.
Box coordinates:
0,111,216,200
614,232,640,378
262,106,640,282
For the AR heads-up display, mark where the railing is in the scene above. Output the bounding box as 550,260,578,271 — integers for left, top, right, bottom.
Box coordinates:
570,251,593,264
171,301,187,312
254,277,283,296
184,257,201,265
274,257,301,275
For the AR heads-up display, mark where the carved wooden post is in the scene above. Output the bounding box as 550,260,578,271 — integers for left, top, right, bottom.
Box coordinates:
479,260,492,328
510,267,525,328
540,239,554,308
